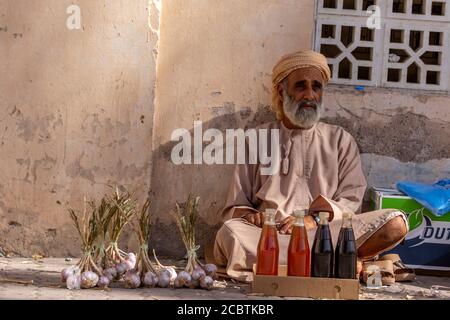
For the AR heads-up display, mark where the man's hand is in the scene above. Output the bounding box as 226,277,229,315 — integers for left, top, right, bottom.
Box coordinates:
279,215,317,234
278,216,296,234
232,208,264,227
235,209,318,231
242,212,264,227
304,215,317,230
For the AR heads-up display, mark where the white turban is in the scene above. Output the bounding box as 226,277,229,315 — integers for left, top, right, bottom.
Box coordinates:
271,50,331,119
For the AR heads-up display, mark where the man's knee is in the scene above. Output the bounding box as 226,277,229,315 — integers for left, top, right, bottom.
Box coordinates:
394,215,408,234
217,219,255,238
382,216,408,242
213,219,246,265
358,215,408,258
214,219,253,249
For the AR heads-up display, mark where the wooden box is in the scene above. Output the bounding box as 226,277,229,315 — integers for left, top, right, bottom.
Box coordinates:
252,265,360,300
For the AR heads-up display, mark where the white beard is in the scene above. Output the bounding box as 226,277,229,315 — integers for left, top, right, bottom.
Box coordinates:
282,91,322,129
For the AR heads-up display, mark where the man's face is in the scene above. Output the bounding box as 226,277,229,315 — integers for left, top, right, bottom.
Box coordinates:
278,67,324,129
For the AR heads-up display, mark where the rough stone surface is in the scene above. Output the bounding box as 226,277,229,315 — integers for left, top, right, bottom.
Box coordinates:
361,154,450,189
323,85,450,164
0,258,448,300
323,111,450,163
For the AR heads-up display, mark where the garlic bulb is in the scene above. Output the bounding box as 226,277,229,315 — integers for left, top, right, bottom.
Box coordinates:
80,271,99,289
200,275,214,290
203,264,218,278
104,267,118,281
186,279,200,289
157,273,170,288
176,271,191,286
66,274,81,290
165,267,178,282
191,267,206,281
142,271,158,288
115,262,128,277
142,272,158,288
61,267,75,283
124,271,141,289
124,253,136,270
97,276,110,289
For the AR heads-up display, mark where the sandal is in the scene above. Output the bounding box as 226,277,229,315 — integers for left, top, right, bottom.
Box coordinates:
361,260,395,286
379,254,416,282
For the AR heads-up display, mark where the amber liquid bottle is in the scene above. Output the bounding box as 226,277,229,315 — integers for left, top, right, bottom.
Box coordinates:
256,209,279,275
288,209,310,277
311,212,334,278
335,212,357,279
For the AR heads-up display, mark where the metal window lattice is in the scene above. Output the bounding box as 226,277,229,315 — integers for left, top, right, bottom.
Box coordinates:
314,0,450,90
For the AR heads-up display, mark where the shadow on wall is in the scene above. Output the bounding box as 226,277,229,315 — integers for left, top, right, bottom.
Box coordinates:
323,112,450,163
148,104,450,259
148,105,277,258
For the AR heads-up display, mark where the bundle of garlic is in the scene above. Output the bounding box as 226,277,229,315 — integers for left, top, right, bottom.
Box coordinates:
171,194,217,290
124,198,178,289
124,198,156,288
94,197,112,270
62,198,104,290
151,249,178,288
101,188,137,279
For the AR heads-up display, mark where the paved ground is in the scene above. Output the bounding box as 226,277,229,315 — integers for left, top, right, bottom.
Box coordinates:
0,258,449,300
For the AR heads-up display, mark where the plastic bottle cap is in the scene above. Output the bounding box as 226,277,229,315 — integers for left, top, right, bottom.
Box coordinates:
319,212,330,220
293,209,307,217
343,212,353,219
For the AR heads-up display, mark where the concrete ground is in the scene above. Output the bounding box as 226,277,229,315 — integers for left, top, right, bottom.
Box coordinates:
0,258,449,300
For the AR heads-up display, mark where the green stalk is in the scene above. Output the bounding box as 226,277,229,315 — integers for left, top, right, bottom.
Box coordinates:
68,198,103,275
171,194,203,273
132,198,159,276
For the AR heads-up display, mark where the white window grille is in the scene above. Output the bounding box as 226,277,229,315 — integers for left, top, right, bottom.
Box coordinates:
314,0,450,91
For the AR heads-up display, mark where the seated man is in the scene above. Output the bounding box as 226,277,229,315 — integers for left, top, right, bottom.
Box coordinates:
213,50,408,282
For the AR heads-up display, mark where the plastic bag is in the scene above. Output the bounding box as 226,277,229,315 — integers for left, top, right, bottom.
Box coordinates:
396,179,450,217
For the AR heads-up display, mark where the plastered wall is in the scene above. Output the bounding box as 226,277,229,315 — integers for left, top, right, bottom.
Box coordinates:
0,0,159,256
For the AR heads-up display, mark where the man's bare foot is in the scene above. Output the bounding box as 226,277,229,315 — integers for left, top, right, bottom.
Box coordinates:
357,259,363,279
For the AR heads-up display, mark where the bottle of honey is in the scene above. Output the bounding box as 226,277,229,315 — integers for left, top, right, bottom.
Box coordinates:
256,209,279,275
287,209,310,277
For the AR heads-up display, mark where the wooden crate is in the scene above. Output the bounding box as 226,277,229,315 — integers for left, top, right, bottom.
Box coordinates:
252,265,360,300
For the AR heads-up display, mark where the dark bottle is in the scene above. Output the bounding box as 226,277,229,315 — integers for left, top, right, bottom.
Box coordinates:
256,209,279,275
335,212,357,279
311,212,334,278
